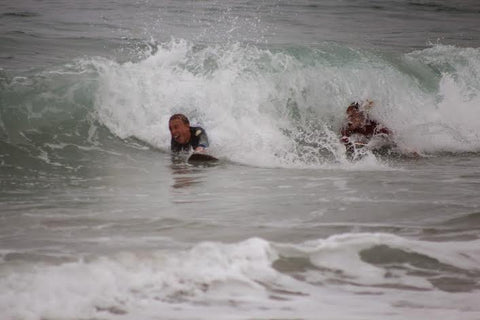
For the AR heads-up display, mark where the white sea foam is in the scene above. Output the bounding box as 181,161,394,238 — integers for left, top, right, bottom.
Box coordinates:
278,233,480,287
1,235,479,320
398,45,480,152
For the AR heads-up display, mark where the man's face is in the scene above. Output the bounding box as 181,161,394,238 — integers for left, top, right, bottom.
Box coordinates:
169,119,191,144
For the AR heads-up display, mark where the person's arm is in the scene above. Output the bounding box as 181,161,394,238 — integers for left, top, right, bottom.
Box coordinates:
340,125,352,144
193,128,209,152
375,125,391,135
369,119,391,136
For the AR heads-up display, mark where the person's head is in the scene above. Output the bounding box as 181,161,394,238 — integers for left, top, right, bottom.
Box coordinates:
346,102,360,116
346,102,365,129
169,114,191,144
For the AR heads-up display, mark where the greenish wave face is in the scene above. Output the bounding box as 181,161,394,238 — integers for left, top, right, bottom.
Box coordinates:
1,41,480,171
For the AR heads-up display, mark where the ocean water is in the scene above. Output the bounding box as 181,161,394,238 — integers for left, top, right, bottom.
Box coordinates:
1,1,480,319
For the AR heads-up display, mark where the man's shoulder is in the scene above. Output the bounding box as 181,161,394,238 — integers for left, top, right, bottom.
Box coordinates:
190,126,206,136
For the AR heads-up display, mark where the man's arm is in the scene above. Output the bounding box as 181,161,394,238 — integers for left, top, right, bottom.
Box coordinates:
192,127,209,152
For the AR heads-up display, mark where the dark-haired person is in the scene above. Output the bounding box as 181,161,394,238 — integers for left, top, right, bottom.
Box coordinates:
340,101,392,156
168,114,209,153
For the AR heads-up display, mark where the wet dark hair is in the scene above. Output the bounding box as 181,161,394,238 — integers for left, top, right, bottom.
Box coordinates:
169,113,190,125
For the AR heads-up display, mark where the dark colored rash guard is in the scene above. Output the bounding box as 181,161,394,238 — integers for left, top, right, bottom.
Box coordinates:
171,126,209,153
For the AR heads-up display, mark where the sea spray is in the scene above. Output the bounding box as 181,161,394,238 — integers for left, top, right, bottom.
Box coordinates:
2,41,479,171
398,45,480,152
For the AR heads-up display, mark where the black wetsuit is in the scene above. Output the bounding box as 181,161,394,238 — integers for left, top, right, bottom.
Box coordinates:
171,126,209,153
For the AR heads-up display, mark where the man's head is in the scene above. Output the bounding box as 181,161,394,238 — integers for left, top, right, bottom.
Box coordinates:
169,114,191,144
